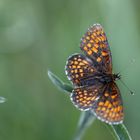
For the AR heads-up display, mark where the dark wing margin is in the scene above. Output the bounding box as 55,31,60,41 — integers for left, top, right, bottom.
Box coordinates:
80,23,112,73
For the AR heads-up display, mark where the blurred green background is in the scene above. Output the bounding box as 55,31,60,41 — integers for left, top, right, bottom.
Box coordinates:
0,0,140,140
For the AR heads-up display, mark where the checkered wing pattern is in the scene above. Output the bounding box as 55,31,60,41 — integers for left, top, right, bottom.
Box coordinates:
92,82,123,124
71,83,104,110
80,24,112,73
65,23,124,125
65,53,97,87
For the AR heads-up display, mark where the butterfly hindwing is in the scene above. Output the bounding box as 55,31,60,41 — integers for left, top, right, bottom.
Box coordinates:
71,83,104,111
92,82,123,124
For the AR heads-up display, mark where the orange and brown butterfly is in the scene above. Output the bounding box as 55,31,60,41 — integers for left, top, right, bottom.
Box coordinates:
65,23,123,125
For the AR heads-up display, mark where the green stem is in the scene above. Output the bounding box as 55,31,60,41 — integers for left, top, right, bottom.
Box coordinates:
110,124,132,140
48,70,72,94
73,111,95,140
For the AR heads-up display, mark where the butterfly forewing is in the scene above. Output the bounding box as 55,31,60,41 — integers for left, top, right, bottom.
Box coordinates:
65,53,98,87
80,24,112,73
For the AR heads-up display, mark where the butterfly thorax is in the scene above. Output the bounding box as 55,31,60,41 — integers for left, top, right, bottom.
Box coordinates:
95,73,121,84
79,73,121,86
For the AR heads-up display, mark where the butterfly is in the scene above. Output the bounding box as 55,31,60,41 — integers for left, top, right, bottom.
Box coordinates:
65,23,123,125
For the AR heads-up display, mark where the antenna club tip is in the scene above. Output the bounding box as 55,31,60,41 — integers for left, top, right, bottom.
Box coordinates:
130,91,134,95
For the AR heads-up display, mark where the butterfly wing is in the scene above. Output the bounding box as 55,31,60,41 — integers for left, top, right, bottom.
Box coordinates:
92,82,123,124
71,82,105,111
65,53,99,87
80,23,112,73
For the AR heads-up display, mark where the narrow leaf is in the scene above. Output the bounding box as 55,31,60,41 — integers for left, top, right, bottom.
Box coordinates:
104,123,132,140
0,96,6,103
111,124,132,140
48,70,72,94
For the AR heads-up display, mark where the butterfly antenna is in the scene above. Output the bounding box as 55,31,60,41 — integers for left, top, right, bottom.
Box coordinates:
119,79,134,95
118,58,135,75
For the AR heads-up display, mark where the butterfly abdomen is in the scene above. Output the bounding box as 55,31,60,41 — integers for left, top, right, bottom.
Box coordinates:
80,73,113,86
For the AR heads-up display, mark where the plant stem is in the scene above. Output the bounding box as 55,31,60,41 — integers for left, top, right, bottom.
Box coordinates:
73,111,95,140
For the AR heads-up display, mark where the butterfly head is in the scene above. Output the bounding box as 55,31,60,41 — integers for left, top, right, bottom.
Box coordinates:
113,73,121,81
